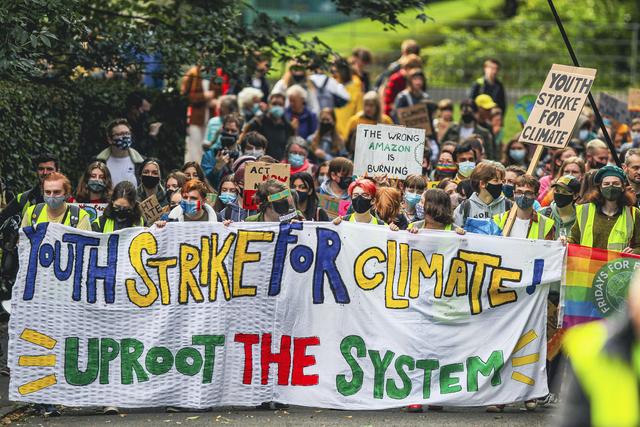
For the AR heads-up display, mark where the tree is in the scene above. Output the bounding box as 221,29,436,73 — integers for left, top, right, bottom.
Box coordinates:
0,0,429,84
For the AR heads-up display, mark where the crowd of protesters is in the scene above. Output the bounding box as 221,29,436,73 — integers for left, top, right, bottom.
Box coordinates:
2,38,640,419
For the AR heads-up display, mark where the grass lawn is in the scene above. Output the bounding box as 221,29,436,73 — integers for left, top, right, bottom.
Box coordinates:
298,0,502,56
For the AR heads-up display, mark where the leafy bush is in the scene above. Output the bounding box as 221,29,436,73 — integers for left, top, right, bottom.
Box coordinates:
0,78,186,191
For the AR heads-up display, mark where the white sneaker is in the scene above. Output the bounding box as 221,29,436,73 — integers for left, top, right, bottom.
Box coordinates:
525,400,537,411
103,406,119,415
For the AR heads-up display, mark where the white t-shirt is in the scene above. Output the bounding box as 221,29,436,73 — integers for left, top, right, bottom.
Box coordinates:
460,125,474,140
107,155,137,186
510,217,530,239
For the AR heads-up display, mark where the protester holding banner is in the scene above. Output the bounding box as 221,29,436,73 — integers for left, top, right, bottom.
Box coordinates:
333,178,393,227
494,175,555,240
453,162,510,227
537,175,581,238
92,181,144,233
245,180,304,223
319,157,353,200
569,165,640,253
373,187,409,230
291,172,328,222
21,172,91,231
408,188,462,234
401,174,427,223
71,161,113,203
157,179,218,225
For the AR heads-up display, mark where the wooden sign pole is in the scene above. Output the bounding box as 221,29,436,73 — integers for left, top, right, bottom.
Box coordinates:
501,145,544,237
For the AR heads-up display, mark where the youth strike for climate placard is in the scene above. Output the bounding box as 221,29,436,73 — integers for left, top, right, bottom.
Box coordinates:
10,223,564,409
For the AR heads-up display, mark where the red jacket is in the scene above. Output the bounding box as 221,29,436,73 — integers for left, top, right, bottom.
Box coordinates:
383,71,407,116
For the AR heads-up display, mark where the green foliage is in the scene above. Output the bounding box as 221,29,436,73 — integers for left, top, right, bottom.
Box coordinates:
0,79,185,190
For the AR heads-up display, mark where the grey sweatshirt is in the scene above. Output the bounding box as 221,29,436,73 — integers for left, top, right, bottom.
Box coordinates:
453,193,510,227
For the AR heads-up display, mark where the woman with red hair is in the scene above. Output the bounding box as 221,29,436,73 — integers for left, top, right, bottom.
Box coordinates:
332,179,398,229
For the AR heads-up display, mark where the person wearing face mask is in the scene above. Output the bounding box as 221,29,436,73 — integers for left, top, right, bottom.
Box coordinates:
291,172,328,221
345,91,393,154
314,161,330,190
452,141,478,184
240,131,267,158
504,165,542,211
203,95,239,150
453,162,511,228
408,189,465,235
332,179,390,227
21,172,91,231
245,92,294,161
272,61,321,115
237,87,264,124
501,138,529,167
493,175,555,240
574,115,597,144
373,186,409,230
621,118,640,152
92,181,144,232
442,99,494,160
402,174,427,223
155,180,218,226
537,175,580,238
285,85,318,140
96,119,145,186
71,161,113,203
319,157,354,201
202,114,243,190
137,158,166,210
308,108,348,162
585,139,610,171
163,171,187,206
245,180,304,223
569,165,640,253
283,137,314,175
214,174,242,221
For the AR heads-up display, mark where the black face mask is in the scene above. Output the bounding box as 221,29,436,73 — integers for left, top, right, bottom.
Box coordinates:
337,176,352,190
319,122,333,134
165,189,175,201
220,132,238,147
485,182,503,200
554,193,574,208
351,195,372,214
141,175,160,189
296,190,309,204
113,206,133,222
292,74,306,83
271,199,292,215
461,112,475,124
591,160,607,170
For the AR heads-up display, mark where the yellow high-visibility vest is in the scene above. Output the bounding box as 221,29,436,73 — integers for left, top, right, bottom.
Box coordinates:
576,203,637,251
493,211,554,239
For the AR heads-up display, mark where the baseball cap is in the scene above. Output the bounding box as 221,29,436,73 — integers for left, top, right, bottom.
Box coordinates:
475,94,497,110
552,175,581,194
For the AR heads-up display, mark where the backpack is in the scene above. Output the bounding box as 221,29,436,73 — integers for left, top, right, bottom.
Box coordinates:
313,76,348,109
30,203,80,228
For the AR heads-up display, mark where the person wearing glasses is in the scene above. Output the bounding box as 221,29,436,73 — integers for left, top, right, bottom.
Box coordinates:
569,165,640,253
95,118,145,186
493,174,555,241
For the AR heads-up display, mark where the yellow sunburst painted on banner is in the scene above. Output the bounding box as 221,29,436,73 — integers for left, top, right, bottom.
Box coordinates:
17,329,58,395
510,329,540,386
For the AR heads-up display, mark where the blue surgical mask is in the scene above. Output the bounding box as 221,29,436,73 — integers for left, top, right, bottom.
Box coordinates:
113,135,133,150
509,149,526,162
404,192,422,208
502,184,514,198
578,129,589,141
252,103,261,114
288,153,305,168
318,175,329,186
270,105,284,119
219,192,237,205
44,195,66,210
458,161,476,178
244,148,264,158
179,200,200,216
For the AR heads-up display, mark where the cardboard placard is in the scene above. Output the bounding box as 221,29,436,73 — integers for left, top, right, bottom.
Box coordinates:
243,162,291,210
353,124,425,180
598,93,640,127
629,88,640,112
69,203,107,224
140,195,163,224
317,194,340,219
521,64,596,148
397,103,433,135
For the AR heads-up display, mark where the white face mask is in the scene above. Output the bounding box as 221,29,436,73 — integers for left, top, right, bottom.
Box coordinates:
245,149,264,157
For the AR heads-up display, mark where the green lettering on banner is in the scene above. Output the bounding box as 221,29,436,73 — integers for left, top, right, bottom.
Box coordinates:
439,363,464,394
121,338,149,384
192,335,225,383
336,335,366,396
64,337,99,386
386,355,415,399
368,350,394,399
415,359,439,398
145,346,174,376
466,351,504,392
175,347,203,376
100,338,119,385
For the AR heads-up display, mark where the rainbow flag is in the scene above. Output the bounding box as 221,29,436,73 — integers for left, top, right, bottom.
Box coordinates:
563,244,640,328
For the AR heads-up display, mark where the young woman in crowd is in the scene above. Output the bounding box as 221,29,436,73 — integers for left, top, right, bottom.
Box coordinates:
164,171,187,204
432,150,458,181
408,188,464,234
393,67,429,120
137,158,166,206
501,137,530,168
374,186,409,229
569,165,640,253
240,131,267,158
537,175,581,238
319,157,354,200
453,162,509,227
283,136,314,175
215,174,242,221
345,91,393,153
314,161,330,190
156,179,218,225
92,181,144,232
72,161,113,203
333,178,397,228
332,57,363,140
245,179,304,223
182,161,214,193
402,174,427,223
437,178,462,210
540,156,586,207
537,147,578,201
291,172,328,221
308,108,348,162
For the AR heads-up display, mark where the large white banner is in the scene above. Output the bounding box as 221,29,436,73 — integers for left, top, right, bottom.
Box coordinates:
9,222,563,409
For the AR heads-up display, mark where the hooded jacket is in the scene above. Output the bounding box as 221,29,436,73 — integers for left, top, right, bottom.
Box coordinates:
453,192,510,228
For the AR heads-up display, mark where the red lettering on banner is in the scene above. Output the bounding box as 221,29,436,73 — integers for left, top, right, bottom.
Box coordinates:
291,336,320,386
234,333,259,384
261,334,292,385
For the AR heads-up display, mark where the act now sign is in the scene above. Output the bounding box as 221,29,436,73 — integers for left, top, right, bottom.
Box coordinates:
9,223,562,409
